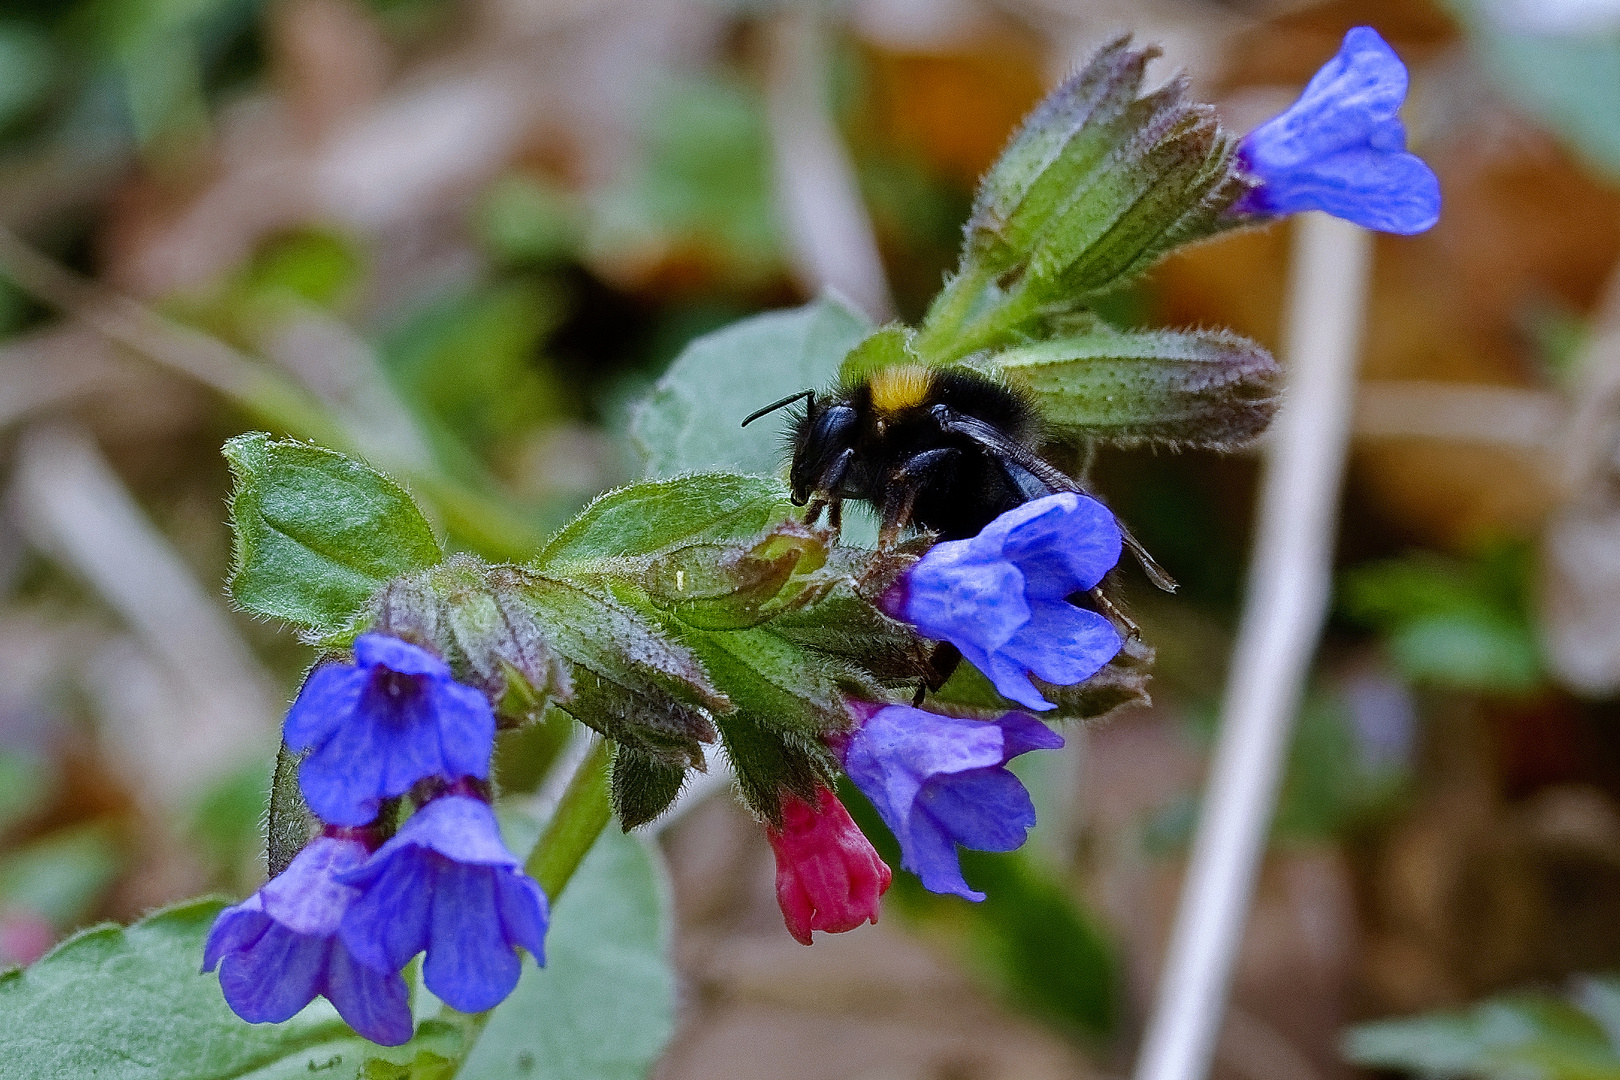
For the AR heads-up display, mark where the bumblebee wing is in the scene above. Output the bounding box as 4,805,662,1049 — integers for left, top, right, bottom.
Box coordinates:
932,406,1177,593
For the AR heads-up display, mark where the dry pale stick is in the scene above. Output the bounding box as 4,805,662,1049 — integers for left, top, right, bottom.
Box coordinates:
1133,211,1373,1080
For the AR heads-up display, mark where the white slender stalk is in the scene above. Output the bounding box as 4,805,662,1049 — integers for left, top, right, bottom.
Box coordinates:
1132,212,1373,1080
765,7,896,323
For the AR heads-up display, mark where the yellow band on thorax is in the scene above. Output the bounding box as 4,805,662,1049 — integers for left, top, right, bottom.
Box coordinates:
867,364,933,414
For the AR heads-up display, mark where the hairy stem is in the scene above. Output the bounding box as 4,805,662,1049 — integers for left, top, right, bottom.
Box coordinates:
525,735,613,899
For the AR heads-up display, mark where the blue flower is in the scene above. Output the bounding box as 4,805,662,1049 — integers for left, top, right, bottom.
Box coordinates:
1233,26,1440,234
838,704,1062,901
285,634,495,827
884,493,1123,711
337,795,548,1014
203,836,413,1046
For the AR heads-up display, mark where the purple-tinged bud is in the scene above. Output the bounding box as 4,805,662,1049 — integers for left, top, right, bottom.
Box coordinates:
836,703,1062,901
1233,26,1440,234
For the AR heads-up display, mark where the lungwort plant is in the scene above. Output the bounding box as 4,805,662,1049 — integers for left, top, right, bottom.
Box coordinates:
0,29,1437,1078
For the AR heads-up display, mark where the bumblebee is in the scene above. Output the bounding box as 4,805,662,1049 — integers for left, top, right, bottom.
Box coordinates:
742,363,1174,595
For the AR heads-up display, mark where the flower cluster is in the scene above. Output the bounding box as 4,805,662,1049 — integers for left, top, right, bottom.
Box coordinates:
205,635,548,1045
760,494,1102,940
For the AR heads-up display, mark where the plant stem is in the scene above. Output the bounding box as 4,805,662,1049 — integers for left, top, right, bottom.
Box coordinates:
1131,213,1372,1080
525,735,613,899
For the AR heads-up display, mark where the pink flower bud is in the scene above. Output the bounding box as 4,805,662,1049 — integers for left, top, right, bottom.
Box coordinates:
764,786,891,945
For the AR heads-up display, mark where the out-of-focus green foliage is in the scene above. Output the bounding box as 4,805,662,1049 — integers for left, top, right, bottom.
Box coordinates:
1445,0,1620,178
0,821,122,930
382,282,568,459
1346,977,1620,1080
591,74,783,282
1148,686,1411,852
1340,542,1543,694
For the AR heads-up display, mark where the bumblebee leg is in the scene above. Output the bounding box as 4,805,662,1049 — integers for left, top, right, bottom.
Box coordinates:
826,496,844,533
1088,585,1140,640
803,498,827,527
877,487,918,549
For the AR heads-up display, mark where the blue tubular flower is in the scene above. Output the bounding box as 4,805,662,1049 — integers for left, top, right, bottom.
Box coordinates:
337,795,548,1014
884,493,1123,711
286,634,495,827
839,703,1063,901
203,836,413,1046
1233,26,1440,234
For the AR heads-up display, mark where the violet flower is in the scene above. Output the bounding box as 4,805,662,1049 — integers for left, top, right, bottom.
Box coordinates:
837,703,1062,901
764,786,892,945
337,795,548,1014
203,835,413,1046
1233,26,1440,234
286,634,495,827
883,493,1123,711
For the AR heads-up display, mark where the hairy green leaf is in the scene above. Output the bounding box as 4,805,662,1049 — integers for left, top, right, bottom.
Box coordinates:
536,473,793,571
0,898,458,1080
459,827,674,1079
1344,984,1620,1080
629,295,871,477
224,433,442,632
520,573,725,766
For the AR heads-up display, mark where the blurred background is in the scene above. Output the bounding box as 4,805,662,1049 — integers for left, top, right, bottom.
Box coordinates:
2,0,1619,1077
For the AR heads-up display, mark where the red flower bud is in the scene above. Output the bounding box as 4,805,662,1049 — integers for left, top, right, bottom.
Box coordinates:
764,786,891,945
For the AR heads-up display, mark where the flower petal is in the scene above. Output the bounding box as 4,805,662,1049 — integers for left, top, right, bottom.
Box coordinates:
216,923,326,1024
298,708,389,827
384,796,518,868
259,837,365,937
494,872,550,965
1002,601,1122,689
326,944,414,1046
203,901,268,972
431,679,496,782
354,634,450,678
896,811,983,902
339,851,432,974
283,665,369,751
974,494,1122,598
916,767,1037,853
424,863,522,1013
993,712,1065,762
903,547,1030,655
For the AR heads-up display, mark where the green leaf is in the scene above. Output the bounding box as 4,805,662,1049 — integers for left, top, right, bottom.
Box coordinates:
978,327,1280,450
837,324,918,384
1444,0,1620,178
458,827,674,1080
536,473,793,570
629,296,871,478
519,573,725,766
1344,991,1620,1080
0,898,359,1079
609,744,689,830
224,434,443,633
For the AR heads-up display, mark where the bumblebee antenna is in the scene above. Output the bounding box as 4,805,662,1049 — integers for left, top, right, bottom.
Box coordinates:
741,390,814,427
